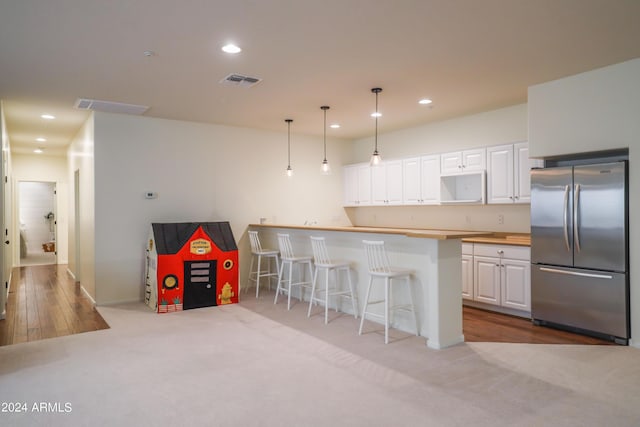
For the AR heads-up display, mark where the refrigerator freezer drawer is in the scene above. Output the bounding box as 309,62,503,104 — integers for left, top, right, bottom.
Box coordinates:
532,265,629,339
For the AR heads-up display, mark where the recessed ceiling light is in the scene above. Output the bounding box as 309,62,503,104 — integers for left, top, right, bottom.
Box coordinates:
34,148,43,154
36,137,47,142
370,112,382,118
330,124,340,129
41,114,55,120
222,44,241,54
143,50,155,57
419,98,433,105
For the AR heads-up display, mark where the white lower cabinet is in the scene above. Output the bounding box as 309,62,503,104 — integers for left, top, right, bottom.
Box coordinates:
464,243,531,314
461,243,474,300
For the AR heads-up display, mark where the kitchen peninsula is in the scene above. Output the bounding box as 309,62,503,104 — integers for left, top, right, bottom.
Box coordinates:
248,224,491,349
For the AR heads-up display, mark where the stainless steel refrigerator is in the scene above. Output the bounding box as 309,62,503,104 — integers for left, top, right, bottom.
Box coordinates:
530,161,629,344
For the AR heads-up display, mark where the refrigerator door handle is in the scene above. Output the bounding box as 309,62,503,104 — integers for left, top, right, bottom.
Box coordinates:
563,185,570,252
539,267,613,280
574,184,581,253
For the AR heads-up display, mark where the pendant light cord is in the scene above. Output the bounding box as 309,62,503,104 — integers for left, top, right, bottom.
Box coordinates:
374,91,379,153
321,106,329,161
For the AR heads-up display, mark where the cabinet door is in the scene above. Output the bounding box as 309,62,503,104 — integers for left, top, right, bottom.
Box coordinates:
357,164,371,205
462,254,474,300
474,256,500,305
462,148,486,171
343,165,359,206
370,164,387,204
402,157,421,204
514,142,532,203
441,151,462,174
385,160,404,205
420,155,440,204
487,144,514,204
501,258,531,311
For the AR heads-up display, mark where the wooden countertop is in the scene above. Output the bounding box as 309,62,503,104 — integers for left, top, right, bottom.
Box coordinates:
462,233,531,246
249,224,493,240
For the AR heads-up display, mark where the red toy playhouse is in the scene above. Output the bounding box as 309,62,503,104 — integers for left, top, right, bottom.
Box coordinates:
145,222,239,312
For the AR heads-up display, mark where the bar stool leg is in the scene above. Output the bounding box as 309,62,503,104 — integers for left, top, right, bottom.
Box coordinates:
256,255,262,298
274,260,286,304
359,276,374,336
287,261,294,310
346,268,358,318
408,276,419,336
307,266,319,317
384,277,390,345
324,268,330,324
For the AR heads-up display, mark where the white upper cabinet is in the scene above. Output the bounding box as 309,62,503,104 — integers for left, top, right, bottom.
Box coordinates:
487,142,543,204
343,163,371,206
402,155,440,205
441,148,486,174
371,159,403,205
487,144,515,204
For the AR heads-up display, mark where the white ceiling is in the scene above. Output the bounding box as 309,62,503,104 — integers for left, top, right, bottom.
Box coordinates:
2,0,640,156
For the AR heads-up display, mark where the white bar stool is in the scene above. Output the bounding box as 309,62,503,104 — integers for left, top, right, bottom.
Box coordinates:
359,240,419,344
307,236,358,324
247,230,280,298
274,233,314,310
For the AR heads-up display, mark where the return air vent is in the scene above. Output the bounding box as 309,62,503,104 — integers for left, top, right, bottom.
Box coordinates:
219,73,262,88
74,98,149,115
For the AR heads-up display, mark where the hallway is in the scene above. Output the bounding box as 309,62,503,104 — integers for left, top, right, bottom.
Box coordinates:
0,264,109,346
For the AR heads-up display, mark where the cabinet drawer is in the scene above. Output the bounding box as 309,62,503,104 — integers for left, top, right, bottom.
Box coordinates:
473,244,530,260
462,243,473,255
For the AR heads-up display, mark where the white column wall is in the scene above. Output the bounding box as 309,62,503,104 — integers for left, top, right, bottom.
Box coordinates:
67,113,96,302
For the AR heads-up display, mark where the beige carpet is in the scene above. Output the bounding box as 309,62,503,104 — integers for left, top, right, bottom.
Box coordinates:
1,290,639,426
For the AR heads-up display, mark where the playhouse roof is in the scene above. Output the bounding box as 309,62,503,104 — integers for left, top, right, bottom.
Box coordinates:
151,222,237,255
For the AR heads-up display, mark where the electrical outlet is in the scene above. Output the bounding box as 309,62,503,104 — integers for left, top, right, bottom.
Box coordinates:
498,214,504,225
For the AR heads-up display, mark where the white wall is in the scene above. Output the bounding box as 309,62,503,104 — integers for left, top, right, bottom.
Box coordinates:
347,104,531,232
67,113,96,301
12,154,69,264
528,58,640,347
93,112,350,304
0,102,11,319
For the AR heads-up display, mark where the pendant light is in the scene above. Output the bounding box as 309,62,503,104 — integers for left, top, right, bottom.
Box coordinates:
370,87,383,166
320,105,331,175
285,119,293,177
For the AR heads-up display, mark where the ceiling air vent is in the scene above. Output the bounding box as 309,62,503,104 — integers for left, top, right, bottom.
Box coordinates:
219,73,262,88
74,98,149,115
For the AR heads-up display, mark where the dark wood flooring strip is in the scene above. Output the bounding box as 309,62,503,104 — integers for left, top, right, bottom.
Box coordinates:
0,264,109,347
462,306,614,345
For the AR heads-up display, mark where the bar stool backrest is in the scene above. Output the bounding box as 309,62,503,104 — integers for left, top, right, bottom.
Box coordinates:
277,233,295,259
363,240,392,274
248,230,263,253
310,236,332,265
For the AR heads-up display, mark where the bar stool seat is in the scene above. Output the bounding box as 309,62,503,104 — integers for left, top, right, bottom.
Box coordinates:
359,240,419,344
274,233,314,310
247,230,280,298
307,236,358,324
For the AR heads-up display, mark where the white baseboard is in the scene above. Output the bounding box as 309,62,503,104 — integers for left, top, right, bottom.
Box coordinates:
66,268,76,281
80,285,96,306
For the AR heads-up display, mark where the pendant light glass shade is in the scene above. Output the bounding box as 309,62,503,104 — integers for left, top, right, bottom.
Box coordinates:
285,119,293,177
370,88,383,166
320,106,331,175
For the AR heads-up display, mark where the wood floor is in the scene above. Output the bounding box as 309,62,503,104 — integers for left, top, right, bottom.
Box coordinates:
463,305,614,345
0,264,613,347
0,264,109,346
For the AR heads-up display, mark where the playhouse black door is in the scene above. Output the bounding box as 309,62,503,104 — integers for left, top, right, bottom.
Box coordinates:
183,261,217,310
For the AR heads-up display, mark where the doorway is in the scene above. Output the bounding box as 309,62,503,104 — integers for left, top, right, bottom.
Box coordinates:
18,181,56,266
